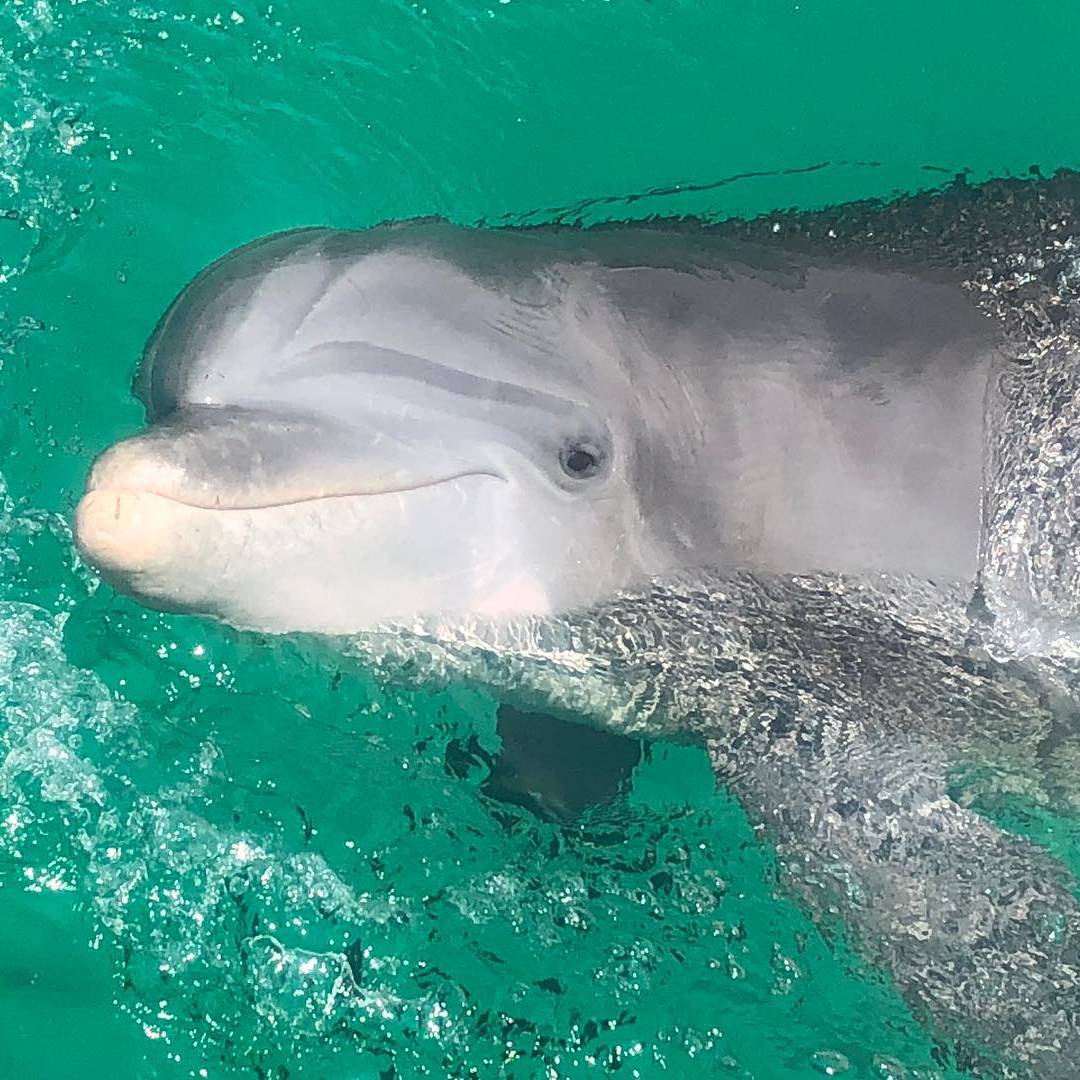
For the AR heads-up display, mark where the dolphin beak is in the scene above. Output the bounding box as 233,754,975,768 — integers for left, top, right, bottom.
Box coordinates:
74,404,498,582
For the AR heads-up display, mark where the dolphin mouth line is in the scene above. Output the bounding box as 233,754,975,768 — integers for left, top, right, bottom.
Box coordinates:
83,469,506,514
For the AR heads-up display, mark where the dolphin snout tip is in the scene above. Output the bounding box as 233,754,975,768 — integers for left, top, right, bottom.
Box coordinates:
74,489,176,575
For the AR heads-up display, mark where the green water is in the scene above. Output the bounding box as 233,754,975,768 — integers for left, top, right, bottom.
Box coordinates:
3,1,1080,1076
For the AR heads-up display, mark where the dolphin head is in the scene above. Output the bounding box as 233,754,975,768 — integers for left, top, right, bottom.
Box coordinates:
75,227,659,633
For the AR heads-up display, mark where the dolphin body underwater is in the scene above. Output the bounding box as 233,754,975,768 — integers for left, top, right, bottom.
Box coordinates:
75,174,1080,1075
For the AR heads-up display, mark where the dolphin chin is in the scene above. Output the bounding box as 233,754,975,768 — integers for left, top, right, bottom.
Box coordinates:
75,477,557,633
75,480,487,580
76,488,194,578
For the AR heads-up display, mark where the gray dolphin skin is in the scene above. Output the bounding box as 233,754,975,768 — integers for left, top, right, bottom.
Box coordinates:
75,174,1080,1076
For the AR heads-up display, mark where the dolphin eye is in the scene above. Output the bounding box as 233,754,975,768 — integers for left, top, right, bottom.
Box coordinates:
559,441,605,480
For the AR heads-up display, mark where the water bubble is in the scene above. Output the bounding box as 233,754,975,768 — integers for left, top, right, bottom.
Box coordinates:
811,1049,850,1075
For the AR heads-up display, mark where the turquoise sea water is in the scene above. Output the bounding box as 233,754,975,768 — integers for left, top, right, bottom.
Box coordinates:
3,1,1080,1076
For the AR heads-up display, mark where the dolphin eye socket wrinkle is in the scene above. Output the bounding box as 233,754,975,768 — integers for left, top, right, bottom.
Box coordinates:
74,183,1080,1076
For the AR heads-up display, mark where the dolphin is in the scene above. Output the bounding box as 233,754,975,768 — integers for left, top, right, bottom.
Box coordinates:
74,174,1080,1075
76,225,994,629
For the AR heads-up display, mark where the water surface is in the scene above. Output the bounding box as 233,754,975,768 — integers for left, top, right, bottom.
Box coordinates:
3,1,1080,1075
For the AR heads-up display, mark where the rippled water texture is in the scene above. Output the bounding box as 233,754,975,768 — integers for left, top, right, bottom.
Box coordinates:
3,0,1080,1076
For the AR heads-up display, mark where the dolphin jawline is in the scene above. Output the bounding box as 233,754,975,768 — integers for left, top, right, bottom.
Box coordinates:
79,468,504,514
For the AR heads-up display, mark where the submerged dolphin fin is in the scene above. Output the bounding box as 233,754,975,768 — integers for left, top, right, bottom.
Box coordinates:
484,706,642,823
